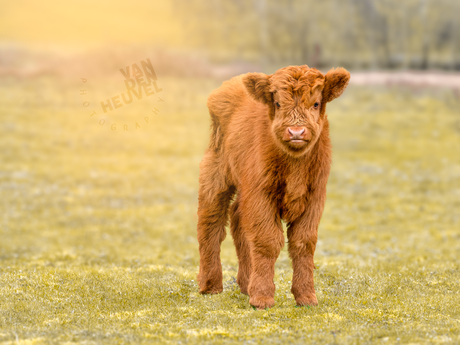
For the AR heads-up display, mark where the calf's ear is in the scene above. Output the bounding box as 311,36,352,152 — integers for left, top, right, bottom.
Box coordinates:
322,67,350,103
243,73,272,105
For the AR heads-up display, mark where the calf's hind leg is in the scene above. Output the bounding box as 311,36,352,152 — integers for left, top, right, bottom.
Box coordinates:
197,151,234,294
229,196,252,295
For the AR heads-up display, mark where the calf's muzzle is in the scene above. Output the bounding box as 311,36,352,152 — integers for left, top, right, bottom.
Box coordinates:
284,126,311,142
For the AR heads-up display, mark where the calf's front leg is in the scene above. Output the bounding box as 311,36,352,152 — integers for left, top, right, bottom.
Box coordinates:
287,189,327,306
287,220,318,306
240,193,284,309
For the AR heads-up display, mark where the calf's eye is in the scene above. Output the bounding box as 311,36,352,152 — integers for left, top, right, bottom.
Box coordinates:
314,102,320,108
275,102,281,108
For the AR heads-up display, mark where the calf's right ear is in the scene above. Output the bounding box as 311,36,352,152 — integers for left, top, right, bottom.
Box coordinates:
243,73,272,105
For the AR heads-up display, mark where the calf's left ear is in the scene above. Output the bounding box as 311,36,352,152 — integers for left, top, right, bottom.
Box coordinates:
322,67,350,103
243,73,273,105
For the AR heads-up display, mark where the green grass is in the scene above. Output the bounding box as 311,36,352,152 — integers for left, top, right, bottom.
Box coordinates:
1,75,459,344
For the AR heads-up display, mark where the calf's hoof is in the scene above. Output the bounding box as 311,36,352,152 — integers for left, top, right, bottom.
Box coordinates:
295,294,318,307
249,295,275,310
197,274,223,294
237,279,249,295
199,287,223,294
198,281,223,294
239,287,249,295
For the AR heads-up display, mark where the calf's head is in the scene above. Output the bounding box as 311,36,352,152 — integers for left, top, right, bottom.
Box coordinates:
243,65,350,157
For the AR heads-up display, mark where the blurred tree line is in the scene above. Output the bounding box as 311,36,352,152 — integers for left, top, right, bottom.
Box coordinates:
174,0,460,70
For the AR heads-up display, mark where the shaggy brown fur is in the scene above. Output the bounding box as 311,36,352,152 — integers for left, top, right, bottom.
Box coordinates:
197,65,350,309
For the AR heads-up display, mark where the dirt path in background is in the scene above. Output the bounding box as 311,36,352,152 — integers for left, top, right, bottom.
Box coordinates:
349,71,460,90
1,45,460,92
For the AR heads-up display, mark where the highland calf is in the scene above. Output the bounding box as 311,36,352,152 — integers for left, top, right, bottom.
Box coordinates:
197,65,350,309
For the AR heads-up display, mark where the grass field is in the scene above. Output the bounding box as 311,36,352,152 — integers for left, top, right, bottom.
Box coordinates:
1,74,459,344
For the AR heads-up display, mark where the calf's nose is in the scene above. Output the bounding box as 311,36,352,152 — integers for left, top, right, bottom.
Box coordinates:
287,127,306,140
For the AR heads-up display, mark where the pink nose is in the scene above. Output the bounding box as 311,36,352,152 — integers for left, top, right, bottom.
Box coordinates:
287,127,305,140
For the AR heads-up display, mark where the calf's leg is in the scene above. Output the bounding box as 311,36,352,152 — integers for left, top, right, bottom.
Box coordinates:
287,224,318,306
286,156,329,306
197,151,234,294
240,194,284,309
287,186,327,306
229,196,251,295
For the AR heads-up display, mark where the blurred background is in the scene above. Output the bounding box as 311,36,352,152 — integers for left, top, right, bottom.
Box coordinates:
2,0,460,77
0,1,459,342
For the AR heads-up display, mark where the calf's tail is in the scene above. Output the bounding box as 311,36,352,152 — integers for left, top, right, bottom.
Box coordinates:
208,110,222,152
